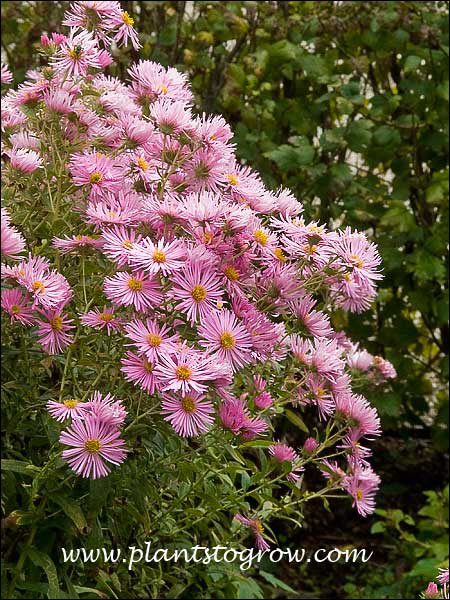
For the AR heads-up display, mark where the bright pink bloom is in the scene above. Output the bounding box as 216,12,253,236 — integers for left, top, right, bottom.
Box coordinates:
104,270,163,311
60,414,127,479
1,288,36,325
335,393,381,438
303,437,319,454
1,63,13,84
170,263,223,323
121,351,159,394
47,398,89,422
154,346,211,396
234,514,270,551
80,306,123,334
269,442,304,482
254,392,273,410
219,396,248,434
198,309,252,372
105,9,141,50
36,309,74,354
342,466,381,517
161,391,214,437
86,391,127,427
1,208,26,259
52,234,103,254
129,237,186,275
124,318,178,361
101,226,141,267
51,30,102,77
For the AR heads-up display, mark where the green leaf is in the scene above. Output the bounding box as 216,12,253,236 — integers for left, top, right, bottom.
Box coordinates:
1,459,41,476
53,494,87,533
285,409,309,433
27,548,63,599
259,571,298,594
404,55,421,73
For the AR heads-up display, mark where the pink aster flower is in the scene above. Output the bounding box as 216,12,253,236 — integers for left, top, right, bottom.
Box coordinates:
80,306,122,335
234,514,270,551
289,294,333,339
161,391,214,437
1,209,26,259
104,270,163,312
303,437,319,454
1,63,13,84
52,234,103,255
170,262,223,323
310,338,345,383
69,151,122,200
129,237,186,275
121,351,159,394
86,391,127,428
347,347,373,371
47,398,89,422
268,442,304,482
10,149,42,173
105,9,141,50
339,429,372,467
101,226,142,267
51,30,102,77
253,375,267,393
1,288,36,325
59,414,127,479
254,392,273,410
335,393,381,438
342,465,381,517
154,346,211,396
423,582,440,599
18,262,72,310
36,309,74,354
373,356,397,380
219,396,248,434
85,193,141,228
43,89,75,114
334,227,383,286
240,415,269,441
437,569,449,586
198,309,253,372
124,318,178,361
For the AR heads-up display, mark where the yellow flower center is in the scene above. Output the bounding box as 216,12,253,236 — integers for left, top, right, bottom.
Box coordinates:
122,240,133,250
63,399,78,409
356,489,364,501
122,11,134,25
219,332,235,349
254,520,264,534
344,273,351,282
227,174,238,186
127,277,143,291
304,244,317,255
254,230,268,246
191,284,207,302
137,157,148,171
316,387,325,397
147,334,162,347
51,316,63,331
224,266,240,281
203,232,213,244
157,84,168,95
10,304,21,314
89,171,103,184
274,247,286,262
351,254,364,268
181,396,196,413
69,46,83,60
32,280,45,293
176,365,192,380
98,312,114,322
152,249,166,263
84,439,101,454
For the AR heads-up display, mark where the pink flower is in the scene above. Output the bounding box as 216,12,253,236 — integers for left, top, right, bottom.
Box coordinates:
47,398,89,422
59,414,127,479
129,237,186,275
373,356,397,380
51,30,102,77
69,151,122,200
161,391,214,437
124,318,178,361
80,306,123,335
36,309,74,354
43,89,74,114
1,208,26,259
303,437,319,454
170,263,223,323
52,234,103,255
154,346,211,396
268,442,304,482
10,149,42,173
335,393,381,438
254,392,273,410
105,9,141,50
18,260,72,310
289,293,333,339
86,391,127,428
1,288,36,325
121,351,159,394
234,514,270,551
219,396,249,434
342,466,380,517
101,226,142,267
424,582,440,599
198,309,253,372
104,270,163,311
1,63,13,84
85,193,141,228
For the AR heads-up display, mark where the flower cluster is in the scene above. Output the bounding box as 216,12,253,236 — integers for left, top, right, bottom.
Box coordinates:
1,0,398,550
422,568,449,599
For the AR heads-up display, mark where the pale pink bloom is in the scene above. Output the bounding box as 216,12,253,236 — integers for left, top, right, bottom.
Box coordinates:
129,237,186,275
129,61,193,104
1,254,50,282
104,270,163,312
119,114,154,144
161,391,214,437
310,338,345,382
153,346,211,396
85,193,141,228
269,442,304,482
51,30,102,77
121,351,159,394
184,149,228,193
36,309,74,354
10,149,42,173
274,187,303,217
52,234,103,254
437,569,449,585
63,1,122,38
198,309,253,372
47,398,89,422
342,465,381,517
43,89,74,114
240,415,269,441
1,63,13,84
424,582,440,599
334,227,383,285
86,391,127,428
1,209,26,259
124,318,178,361
80,306,123,334
69,151,122,200
97,49,113,68
195,113,233,146
19,262,72,310
9,131,39,150
347,348,373,371
234,514,270,551
253,375,267,393
60,414,127,479
289,334,312,365
1,288,36,325
289,293,333,339
101,226,142,267
339,429,372,467
373,356,397,380
335,393,381,438
304,373,334,419
150,99,193,134
105,9,141,50
170,263,223,323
